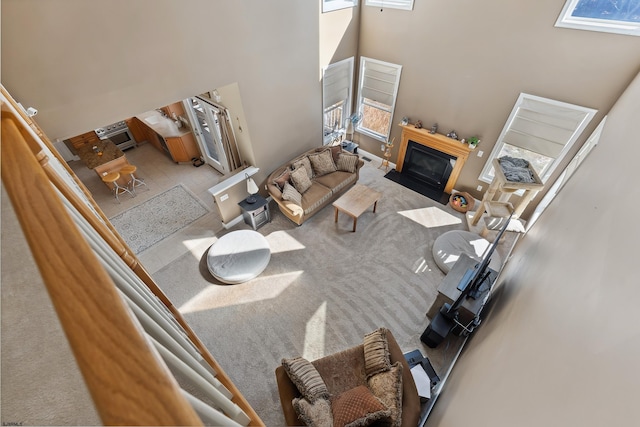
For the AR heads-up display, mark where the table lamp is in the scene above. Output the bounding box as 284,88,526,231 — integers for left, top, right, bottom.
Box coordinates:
245,173,259,204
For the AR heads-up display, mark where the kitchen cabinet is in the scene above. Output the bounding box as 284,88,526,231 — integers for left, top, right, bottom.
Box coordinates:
126,117,148,146
135,109,201,163
68,130,100,149
164,101,186,119
166,132,199,163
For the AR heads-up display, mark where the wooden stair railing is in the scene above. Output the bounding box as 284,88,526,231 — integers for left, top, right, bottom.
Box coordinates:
1,85,264,426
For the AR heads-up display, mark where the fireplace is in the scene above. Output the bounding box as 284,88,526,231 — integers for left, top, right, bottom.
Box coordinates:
385,124,472,204
403,141,456,192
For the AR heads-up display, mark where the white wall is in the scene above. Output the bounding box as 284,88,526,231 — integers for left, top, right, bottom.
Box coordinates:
356,0,640,216
427,70,640,426
1,0,323,185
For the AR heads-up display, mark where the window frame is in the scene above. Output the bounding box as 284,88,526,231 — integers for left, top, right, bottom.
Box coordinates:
322,0,358,13
322,57,355,145
479,93,597,190
355,57,402,143
555,0,640,36
365,0,414,11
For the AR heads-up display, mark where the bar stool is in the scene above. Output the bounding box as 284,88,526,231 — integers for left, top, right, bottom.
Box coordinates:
102,172,134,203
119,164,147,194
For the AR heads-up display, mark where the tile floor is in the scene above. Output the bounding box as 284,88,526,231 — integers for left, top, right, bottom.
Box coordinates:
68,143,225,273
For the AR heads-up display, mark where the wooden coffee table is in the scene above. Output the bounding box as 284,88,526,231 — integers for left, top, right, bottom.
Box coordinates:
333,184,382,232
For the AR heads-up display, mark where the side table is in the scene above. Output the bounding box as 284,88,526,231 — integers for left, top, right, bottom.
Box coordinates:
341,140,359,153
238,194,270,230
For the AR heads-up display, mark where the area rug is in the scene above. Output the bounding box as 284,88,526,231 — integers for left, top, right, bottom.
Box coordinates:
109,184,209,254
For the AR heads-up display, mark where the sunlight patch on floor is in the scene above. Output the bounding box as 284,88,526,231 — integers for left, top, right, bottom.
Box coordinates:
266,230,306,254
412,256,433,274
398,206,462,228
178,270,303,313
303,302,327,361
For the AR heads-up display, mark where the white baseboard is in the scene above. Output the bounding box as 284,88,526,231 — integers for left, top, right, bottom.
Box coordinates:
357,147,396,170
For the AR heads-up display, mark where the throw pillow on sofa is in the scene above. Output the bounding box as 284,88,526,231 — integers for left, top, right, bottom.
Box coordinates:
282,357,330,403
291,166,313,194
309,149,337,177
363,328,392,378
367,361,403,427
331,385,391,427
282,181,302,206
293,156,313,180
273,169,291,191
315,145,342,163
292,397,333,427
336,152,360,173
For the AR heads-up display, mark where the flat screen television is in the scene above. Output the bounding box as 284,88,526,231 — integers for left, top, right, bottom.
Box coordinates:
447,212,512,313
421,213,512,348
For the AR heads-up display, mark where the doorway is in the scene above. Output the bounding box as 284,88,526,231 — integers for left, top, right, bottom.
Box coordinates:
184,96,230,174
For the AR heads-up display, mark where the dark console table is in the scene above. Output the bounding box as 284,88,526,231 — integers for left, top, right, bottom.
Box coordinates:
426,253,497,326
238,195,270,230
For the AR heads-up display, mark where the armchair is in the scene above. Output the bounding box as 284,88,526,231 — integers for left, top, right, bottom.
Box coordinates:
275,328,421,427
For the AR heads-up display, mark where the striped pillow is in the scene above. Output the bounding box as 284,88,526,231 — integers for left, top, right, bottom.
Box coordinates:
282,181,302,206
363,328,392,378
282,357,329,403
336,152,359,173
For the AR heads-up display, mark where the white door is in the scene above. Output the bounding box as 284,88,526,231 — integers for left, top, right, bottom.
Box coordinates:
183,97,229,174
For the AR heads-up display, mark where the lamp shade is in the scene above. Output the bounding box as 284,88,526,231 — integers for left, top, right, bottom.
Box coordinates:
246,176,259,195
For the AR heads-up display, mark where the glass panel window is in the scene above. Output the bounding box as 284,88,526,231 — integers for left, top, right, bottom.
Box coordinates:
479,93,597,188
355,57,402,142
323,0,358,13
361,99,392,137
555,0,640,36
365,0,414,11
323,57,354,145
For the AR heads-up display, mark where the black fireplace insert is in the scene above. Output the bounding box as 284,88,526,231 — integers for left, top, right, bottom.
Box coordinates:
403,141,456,191
384,140,458,204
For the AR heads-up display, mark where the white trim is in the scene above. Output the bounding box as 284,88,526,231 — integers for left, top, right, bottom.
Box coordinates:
355,57,402,142
365,0,414,11
479,93,597,188
322,0,358,13
555,0,640,37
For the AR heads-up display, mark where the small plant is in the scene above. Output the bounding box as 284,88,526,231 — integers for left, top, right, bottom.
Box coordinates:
467,136,480,147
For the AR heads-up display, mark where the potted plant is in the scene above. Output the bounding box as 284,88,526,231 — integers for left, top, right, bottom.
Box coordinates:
467,136,480,149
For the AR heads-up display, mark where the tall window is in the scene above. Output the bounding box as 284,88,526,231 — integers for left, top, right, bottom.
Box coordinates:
479,93,597,187
323,0,358,13
365,0,414,11
323,57,354,144
556,0,640,36
355,57,402,142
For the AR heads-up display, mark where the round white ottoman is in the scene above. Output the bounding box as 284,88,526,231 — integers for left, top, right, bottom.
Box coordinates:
432,230,502,274
207,230,271,284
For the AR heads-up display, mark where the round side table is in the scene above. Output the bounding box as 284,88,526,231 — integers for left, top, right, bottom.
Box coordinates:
207,230,271,284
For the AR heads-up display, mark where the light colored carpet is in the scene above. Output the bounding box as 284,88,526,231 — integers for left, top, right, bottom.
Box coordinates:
152,160,515,426
109,184,209,254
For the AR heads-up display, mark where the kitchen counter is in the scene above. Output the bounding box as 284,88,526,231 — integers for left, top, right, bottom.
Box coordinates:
136,110,191,139
76,139,124,169
76,139,131,188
